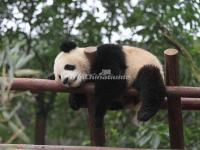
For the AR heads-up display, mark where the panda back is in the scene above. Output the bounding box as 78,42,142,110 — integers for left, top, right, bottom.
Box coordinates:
123,46,164,87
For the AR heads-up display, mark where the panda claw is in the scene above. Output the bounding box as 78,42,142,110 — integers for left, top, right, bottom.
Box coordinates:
137,111,154,122
137,106,160,121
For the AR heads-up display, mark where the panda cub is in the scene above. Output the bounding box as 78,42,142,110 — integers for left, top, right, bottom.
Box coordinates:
53,41,166,128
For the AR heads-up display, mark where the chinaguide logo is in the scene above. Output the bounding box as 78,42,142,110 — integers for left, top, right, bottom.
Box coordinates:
99,69,111,75
83,69,129,80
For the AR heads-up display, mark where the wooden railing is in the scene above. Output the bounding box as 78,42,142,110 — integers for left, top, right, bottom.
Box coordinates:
1,49,200,149
0,144,143,150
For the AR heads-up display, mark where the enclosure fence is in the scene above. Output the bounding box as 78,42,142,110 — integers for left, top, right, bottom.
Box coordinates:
1,49,200,149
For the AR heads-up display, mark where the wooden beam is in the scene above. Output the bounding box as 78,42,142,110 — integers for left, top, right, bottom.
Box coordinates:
7,78,200,98
166,86,200,98
162,98,200,110
164,49,184,149
181,98,200,110
0,144,145,150
4,78,200,110
10,78,95,94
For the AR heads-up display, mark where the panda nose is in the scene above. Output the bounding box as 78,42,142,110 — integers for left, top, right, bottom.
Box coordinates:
63,78,68,84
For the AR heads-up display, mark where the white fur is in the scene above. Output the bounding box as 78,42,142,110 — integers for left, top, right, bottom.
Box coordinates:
54,47,90,87
54,45,163,88
123,46,164,87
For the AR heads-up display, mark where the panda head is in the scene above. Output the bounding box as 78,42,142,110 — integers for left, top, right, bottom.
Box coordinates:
54,41,96,88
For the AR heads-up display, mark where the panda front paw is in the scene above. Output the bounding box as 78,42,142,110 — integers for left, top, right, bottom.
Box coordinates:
137,107,159,121
137,111,153,122
68,93,87,110
68,94,80,110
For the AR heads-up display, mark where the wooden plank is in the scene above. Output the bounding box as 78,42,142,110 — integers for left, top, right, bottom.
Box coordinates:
164,49,184,149
0,144,147,150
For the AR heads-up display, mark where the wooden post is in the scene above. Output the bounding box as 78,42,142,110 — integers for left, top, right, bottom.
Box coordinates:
86,95,105,146
35,113,46,145
34,92,46,145
164,49,184,149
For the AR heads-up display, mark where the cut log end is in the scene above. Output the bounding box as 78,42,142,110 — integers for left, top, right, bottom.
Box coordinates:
164,49,178,56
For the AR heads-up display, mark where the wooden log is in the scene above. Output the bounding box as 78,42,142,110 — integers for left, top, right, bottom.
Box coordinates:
76,97,200,111
0,144,144,150
10,78,95,94
7,78,200,98
166,86,200,98
181,98,200,110
8,78,200,110
35,114,46,145
34,93,46,145
5,78,200,109
164,49,184,149
86,95,105,146
162,98,200,110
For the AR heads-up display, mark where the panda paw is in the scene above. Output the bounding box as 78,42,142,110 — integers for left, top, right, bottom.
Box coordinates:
137,107,159,122
69,94,80,110
137,111,153,122
69,98,80,110
68,93,87,110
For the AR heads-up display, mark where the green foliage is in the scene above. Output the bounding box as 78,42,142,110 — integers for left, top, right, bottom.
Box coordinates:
46,93,89,145
0,39,39,143
1,0,200,149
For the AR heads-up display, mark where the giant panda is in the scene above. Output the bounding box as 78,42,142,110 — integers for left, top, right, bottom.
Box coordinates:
53,41,166,128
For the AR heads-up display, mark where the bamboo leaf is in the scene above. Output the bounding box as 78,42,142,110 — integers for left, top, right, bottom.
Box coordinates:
15,69,42,77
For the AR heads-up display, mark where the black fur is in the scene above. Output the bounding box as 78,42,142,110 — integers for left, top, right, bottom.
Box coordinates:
91,44,127,128
133,65,166,121
60,41,77,52
65,44,165,127
68,93,87,110
47,73,55,80
68,93,124,111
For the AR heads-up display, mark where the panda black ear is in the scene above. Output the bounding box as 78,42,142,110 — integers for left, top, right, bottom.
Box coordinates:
60,41,77,52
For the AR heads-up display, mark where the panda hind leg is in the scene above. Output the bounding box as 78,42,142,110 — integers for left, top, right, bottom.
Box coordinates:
133,65,166,121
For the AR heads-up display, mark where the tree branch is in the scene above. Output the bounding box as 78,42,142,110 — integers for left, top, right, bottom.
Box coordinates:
159,25,200,82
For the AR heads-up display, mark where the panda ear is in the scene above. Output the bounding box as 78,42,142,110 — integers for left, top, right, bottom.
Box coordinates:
84,46,97,63
60,41,77,52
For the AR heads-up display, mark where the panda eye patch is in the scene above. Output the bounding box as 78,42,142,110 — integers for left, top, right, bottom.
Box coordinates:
64,64,76,70
58,75,61,79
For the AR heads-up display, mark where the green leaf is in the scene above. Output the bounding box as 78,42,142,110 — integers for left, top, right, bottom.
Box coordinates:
14,69,41,77
138,132,153,146
15,53,34,69
150,134,160,148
